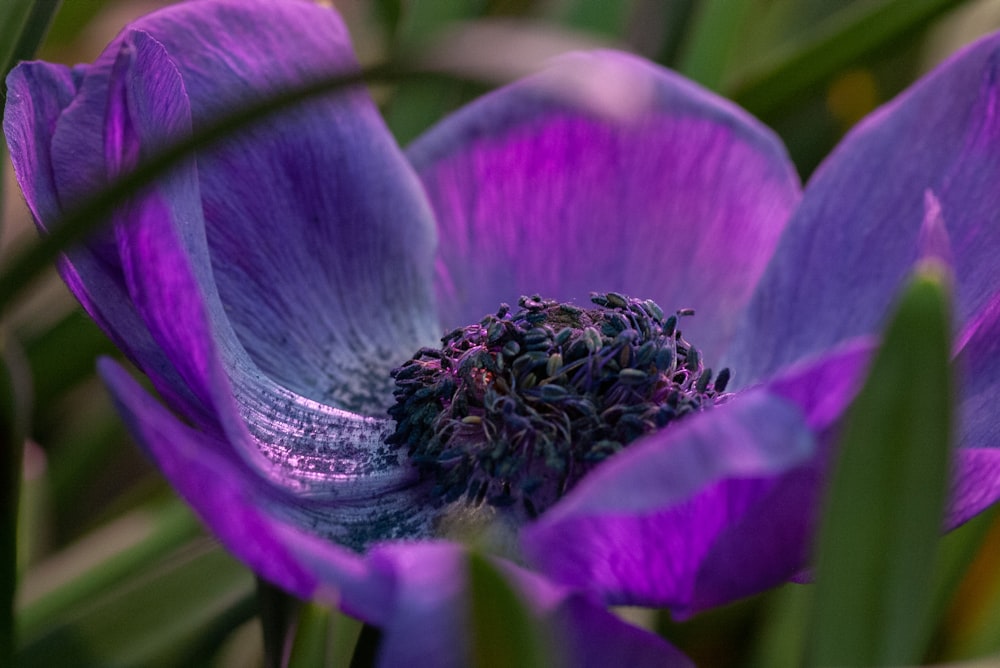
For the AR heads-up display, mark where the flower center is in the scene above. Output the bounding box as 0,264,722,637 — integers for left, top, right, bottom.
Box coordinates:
386,293,731,518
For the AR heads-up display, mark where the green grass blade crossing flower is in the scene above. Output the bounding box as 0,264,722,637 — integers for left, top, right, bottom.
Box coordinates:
0,63,481,317
468,552,550,668
807,264,954,666
0,0,62,101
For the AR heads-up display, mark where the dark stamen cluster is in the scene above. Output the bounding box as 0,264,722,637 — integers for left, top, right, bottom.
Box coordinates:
387,293,731,518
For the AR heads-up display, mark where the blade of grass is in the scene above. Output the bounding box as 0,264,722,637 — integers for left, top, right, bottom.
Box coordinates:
0,0,62,99
285,601,362,668
17,498,201,635
17,536,255,667
675,0,755,90
468,552,549,668
806,265,954,667
729,0,963,117
286,603,333,668
257,576,299,668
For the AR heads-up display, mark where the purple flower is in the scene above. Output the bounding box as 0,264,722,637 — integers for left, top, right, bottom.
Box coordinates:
6,0,1000,664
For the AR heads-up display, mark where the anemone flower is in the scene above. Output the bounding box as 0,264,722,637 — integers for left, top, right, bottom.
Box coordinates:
6,0,1000,664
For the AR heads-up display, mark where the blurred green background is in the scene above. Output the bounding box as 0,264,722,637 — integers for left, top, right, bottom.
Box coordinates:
5,0,1000,665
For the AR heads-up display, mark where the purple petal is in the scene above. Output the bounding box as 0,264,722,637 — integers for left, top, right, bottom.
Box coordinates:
367,542,691,667
3,62,79,225
522,388,816,612
956,290,1000,450
105,31,230,426
729,32,1000,383
949,448,1000,529
409,50,800,362
120,0,439,414
949,293,1000,525
92,28,431,508
9,0,440,416
547,593,694,668
765,338,875,433
4,60,213,426
99,358,440,599
99,357,332,600
98,362,689,666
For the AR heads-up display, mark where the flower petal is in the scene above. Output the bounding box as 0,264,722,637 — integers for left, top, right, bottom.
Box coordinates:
366,542,691,668
729,32,1000,383
949,448,1000,529
15,0,440,416
99,358,435,589
949,293,1000,527
3,61,79,225
956,289,1000,450
408,50,800,362
126,0,440,414
4,60,213,426
522,388,816,612
100,359,688,667
99,28,428,507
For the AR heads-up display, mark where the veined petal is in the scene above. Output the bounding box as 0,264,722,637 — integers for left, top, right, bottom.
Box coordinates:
949,293,1000,527
409,50,800,363
949,448,1000,529
100,358,434,582
100,28,426,503
10,0,440,416
522,389,816,611
124,0,440,414
3,62,79,226
4,60,213,426
730,31,1000,383
955,290,1000,450
99,357,340,599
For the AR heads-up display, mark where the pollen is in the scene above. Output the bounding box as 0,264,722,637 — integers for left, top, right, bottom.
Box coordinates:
386,293,732,518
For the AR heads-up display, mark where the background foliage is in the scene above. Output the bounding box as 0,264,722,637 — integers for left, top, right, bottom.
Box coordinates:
4,0,1000,665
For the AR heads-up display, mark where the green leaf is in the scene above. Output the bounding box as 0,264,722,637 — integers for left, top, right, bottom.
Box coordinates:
397,0,485,47
0,0,62,98
729,0,963,117
468,552,549,668
807,265,954,667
